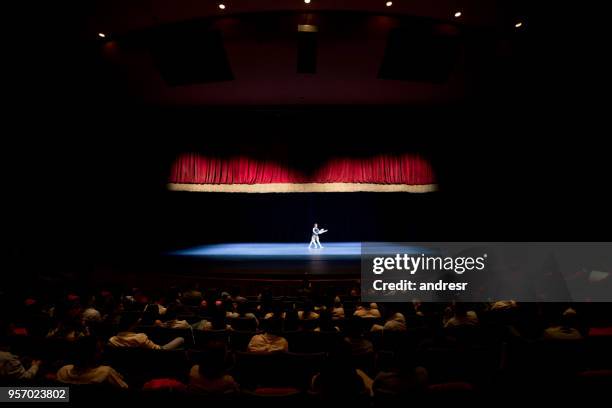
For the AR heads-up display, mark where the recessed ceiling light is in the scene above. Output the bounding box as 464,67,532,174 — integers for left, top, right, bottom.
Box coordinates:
218,4,226,10
304,0,311,4
454,11,462,18
97,32,106,38
386,1,393,6
515,21,523,28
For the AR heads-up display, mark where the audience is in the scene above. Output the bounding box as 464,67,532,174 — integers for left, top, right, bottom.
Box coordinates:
372,309,407,332
108,313,184,350
0,334,41,381
443,302,479,328
354,302,381,319
316,310,340,332
310,339,372,397
182,284,203,307
188,342,239,395
544,308,583,341
56,336,128,388
1,282,610,403
230,302,259,329
193,304,232,331
343,319,374,355
82,295,102,324
373,349,428,396
46,311,90,341
298,301,320,321
263,301,286,320
283,309,300,332
156,304,190,329
140,304,161,326
331,297,345,320
247,318,288,353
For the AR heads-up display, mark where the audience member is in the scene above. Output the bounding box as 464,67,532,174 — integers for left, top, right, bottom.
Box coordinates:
373,349,428,395
443,302,479,328
108,313,184,349
247,318,288,353
0,334,41,381
354,303,381,319
310,339,372,397
188,342,239,395
544,308,583,340
57,336,128,388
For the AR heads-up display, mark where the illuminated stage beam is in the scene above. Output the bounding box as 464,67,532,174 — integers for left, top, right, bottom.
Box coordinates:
167,182,438,193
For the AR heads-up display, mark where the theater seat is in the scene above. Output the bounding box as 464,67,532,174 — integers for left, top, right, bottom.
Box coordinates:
233,352,293,389
193,329,229,348
139,326,194,347
229,330,258,351
286,331,339,353
65,383,135,404
241,388,305,408
427,381,475,404
103,348,190,387
576,369,612,394
229,317,258,331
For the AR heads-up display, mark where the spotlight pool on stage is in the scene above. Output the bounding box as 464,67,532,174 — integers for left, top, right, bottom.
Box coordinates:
167,242,432,261
168,242,362,260
162,242,434,278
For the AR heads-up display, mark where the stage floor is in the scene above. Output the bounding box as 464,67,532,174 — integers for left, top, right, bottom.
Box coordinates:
162,242,362,278
169,242,362,260
162,242,431,278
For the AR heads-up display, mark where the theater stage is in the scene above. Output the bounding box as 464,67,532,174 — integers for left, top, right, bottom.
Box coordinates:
169,242,362,260
160,242,430,280
94,242,429,288
162,242,362,279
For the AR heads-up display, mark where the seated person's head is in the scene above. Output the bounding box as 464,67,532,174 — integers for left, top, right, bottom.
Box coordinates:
237,302,251,317
118,312,141,332
453,302,470,317
72,336,102,368
285,308,298,321
321,339,356,378
262,317,283,335
343,318,364,337
140,304,160,325
162,304,180,322
303,301,314,315
270,301,283,316
560,308,578,328
209,305,227,330
230,287,242,299
318,310,335,331
193,341,228,378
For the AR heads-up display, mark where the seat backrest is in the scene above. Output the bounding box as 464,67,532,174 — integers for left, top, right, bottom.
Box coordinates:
233,352,291,388
103,347,190,386
193,329,229,347
229,317,258,331
230,330,258,351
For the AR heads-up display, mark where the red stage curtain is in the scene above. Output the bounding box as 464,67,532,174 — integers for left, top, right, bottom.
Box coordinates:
169,153,435,185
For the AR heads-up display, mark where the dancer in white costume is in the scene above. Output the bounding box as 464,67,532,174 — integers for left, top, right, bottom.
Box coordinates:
308,223,328,249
